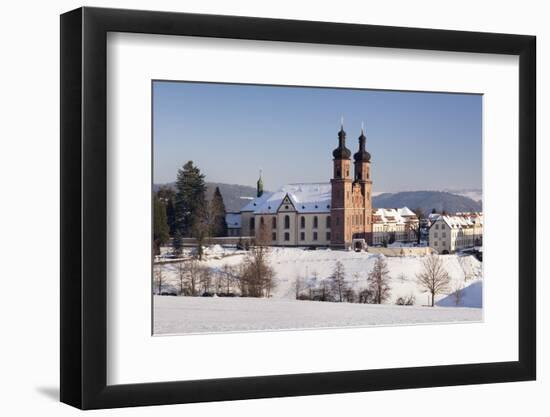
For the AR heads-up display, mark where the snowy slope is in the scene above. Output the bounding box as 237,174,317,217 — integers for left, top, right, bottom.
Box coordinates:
154,296,482,335
436,281,483,308
158,247,483,307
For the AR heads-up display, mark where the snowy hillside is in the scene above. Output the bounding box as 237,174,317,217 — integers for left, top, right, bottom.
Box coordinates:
155,247,482,334
154,296,482,335
158,246,482,307
436,281,482,308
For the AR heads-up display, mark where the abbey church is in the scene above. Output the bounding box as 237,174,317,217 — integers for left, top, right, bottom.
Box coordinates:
226,125,418,250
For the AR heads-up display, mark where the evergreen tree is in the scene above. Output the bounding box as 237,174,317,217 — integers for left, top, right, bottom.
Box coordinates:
153,194,170,255
209,186,228,237
174,161,207,237
172,230,183,256
157,186,176,236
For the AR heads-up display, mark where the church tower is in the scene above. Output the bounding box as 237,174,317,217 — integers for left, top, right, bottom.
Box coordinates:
330,123,353,249
353,125,373,244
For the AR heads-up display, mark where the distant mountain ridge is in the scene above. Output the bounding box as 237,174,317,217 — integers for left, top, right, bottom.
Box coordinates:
154,182,260,212
372,191,482,214
155,182,481,215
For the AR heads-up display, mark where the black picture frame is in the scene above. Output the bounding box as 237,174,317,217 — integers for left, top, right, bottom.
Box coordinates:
60,6,536,410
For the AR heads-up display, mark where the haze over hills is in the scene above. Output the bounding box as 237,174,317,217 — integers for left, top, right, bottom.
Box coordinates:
154,182,260,212
155,182,482,215
372,191,481,214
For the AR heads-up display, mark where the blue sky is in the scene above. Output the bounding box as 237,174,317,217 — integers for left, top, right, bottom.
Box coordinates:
153,81,482,193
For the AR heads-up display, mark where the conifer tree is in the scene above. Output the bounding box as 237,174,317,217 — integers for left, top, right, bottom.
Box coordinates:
157,186,176,236
153,194,170,255
174,161,207,237
209,186,228,237
172,230,183,256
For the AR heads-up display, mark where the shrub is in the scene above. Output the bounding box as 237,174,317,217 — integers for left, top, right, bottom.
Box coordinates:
395,294,416,305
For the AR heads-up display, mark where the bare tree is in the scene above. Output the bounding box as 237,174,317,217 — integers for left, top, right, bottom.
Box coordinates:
330,261,347,302
306,270,319,300
175,261,187,295
319,278,332,302
154,264,164,295
408,207,424,245
191,202,210,260
187,259,200,296
220,263,238,295
343,288,357,303
239,245,276,297
416,255,451,306
293,275,304,299
358,288,374,304
199,266,212,295
367,256,392,304
255,220,272,248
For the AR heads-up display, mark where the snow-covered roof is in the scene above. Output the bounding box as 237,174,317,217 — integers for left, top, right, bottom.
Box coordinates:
428,213,441,221
241,183,332,214
372,207,418,225
225,212,241,228
398,206,415,217
438,215,477,229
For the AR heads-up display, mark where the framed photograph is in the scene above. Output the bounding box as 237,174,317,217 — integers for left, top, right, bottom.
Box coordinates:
60,6,536,409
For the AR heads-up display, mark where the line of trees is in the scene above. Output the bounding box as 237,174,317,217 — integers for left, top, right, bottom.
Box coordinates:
154,245,276,298
153,161,228,257
291,254,452,307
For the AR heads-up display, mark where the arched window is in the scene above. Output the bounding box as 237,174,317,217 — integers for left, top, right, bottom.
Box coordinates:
300,216,305,229
272,217,277,229
260,217,264,226
313,216,318,228
285,215,290,229
326,216,331,228
250,217,255,231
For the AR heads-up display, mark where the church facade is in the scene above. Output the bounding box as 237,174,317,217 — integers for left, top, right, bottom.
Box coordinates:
228,125,418,249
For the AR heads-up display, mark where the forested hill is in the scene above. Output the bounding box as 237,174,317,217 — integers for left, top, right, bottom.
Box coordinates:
372,191,482,214
154,182,260,212
154,183,481,214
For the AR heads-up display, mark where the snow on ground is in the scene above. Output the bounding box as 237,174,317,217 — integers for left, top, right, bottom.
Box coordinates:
158,246,483,307
436,281,482,308
154,296,482,335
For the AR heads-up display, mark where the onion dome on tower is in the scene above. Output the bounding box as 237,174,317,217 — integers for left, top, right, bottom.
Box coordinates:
353,125,371,162
332,123,351,160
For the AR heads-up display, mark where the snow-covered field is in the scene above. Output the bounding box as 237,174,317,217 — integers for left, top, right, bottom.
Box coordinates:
158,246,482,305
154,296,482,335
154,246,483,334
